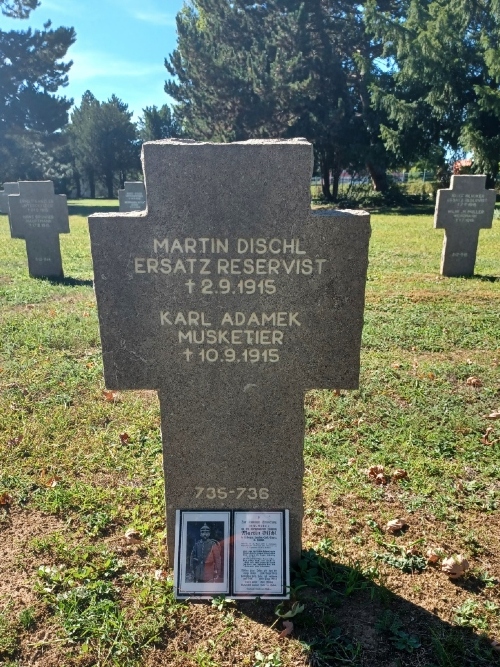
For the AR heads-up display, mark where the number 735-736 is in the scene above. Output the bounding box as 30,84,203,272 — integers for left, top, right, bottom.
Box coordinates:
195,487,269,500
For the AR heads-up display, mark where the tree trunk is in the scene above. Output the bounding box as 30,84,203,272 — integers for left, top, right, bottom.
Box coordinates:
331,168,341,201
321,159,331,199
105,172,114,199
74,172,81,199
366,161,389,192
88,170,96,199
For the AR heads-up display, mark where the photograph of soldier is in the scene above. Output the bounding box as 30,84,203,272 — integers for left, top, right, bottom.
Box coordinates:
187,521,224,583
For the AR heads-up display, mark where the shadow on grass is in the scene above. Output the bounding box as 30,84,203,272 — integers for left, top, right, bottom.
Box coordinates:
234,550,497,666
469,274,500,283
68,203,118,217
39,276,94,288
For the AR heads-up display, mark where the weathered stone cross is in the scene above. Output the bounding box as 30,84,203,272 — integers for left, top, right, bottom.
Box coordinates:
434,175,495,277
89,140,370,563
8,181,70,279
0,182,19,216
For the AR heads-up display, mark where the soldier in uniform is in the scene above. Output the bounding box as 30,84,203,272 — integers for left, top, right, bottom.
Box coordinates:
190,523,222,582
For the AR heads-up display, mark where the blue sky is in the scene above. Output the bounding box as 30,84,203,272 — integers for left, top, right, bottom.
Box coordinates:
2,0,185,118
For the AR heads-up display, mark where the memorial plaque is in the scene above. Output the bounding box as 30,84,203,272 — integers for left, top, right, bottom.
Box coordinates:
8,181,70,278
118,181,146,212
0,182,19,216
233,511,288,598
434,175,496,276
88,139,371,566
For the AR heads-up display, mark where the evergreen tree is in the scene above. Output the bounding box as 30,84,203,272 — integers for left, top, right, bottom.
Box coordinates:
0,0,75,182
165,0,399,196
68,92,139,198
137,104,182,141
367,0,500,185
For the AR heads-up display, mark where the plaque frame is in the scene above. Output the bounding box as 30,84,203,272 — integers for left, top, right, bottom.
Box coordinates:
174,509,290,600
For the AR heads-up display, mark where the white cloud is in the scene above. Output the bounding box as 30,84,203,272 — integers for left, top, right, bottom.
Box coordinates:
69,50,165,82
131,10,176,26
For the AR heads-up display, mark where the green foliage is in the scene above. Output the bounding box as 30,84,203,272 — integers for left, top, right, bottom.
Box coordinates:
374,546,428,573
0,3,75,183
137,104,182,141
376,611,421,652
0,606,18,660
68,92,139,198
254,649,282,667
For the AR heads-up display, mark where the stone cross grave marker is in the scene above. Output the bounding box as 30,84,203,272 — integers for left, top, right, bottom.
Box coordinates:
119,181,146,212
8,181,70,279
89,139,370,563
0,182,19,216
434,175,495,276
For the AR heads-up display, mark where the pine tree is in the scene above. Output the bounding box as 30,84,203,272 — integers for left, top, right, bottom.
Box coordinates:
0,0,75,182
137,105,182,141
68,92,139,198
367,0,500,184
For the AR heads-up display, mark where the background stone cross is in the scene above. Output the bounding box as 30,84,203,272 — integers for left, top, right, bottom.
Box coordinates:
89,140,370,563
434,175,495,276
0,182,19,216
8,181,70,279
118,181,146,212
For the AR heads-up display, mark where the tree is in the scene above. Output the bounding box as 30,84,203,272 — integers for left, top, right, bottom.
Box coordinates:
0,0,75,182
367,0,500,186
137,104,183,141
68,92,139,198
165,0,402,197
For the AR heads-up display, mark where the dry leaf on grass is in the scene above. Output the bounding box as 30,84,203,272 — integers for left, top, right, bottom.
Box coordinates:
426,549,440,564
347,458,356,466
278,621,293,639
486,411,500,420
324,423,335,432
368,465,387,484
481,427,497,445
386,518,407,534
7,435,23,447
103,390,119,402
392,469,408,480
441,554,469,578
154,569,168,581
466,376,483,388
124,529,142,545
119,432,130,445
0,492,13,506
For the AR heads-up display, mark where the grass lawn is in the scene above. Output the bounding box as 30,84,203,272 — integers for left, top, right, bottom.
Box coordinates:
0,199,499,666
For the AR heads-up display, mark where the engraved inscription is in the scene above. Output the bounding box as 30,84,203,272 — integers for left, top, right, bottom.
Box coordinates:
195,487,270,500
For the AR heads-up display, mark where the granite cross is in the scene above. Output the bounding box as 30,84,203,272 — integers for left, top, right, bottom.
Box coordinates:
0,182,19,216
434,175,495,277
89,139,370,563
119,181,146,212
8,181,70,279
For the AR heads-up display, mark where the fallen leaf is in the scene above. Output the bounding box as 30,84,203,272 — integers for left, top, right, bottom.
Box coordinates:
0,492,13,506
46,477,60,488
386,518,407,534
119,432,130,445
82,312,90,317
391,363,402,369
427,372,436,379
124,528,142,544
486,411,500,420
276,601,305,619
481,427,497,445
154,569,167,581
7,435,23,447
347,457,356,466
392,469,408,481
278,620,294,639
103,390,118,402
375,473,387,485
368,465,384,478
466,376,482,388
441,554,469,578
324,423,335,431
426,549,440,564
333,389,341,396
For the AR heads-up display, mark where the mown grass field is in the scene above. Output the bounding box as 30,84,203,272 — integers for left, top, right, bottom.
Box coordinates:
0,199,499,666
